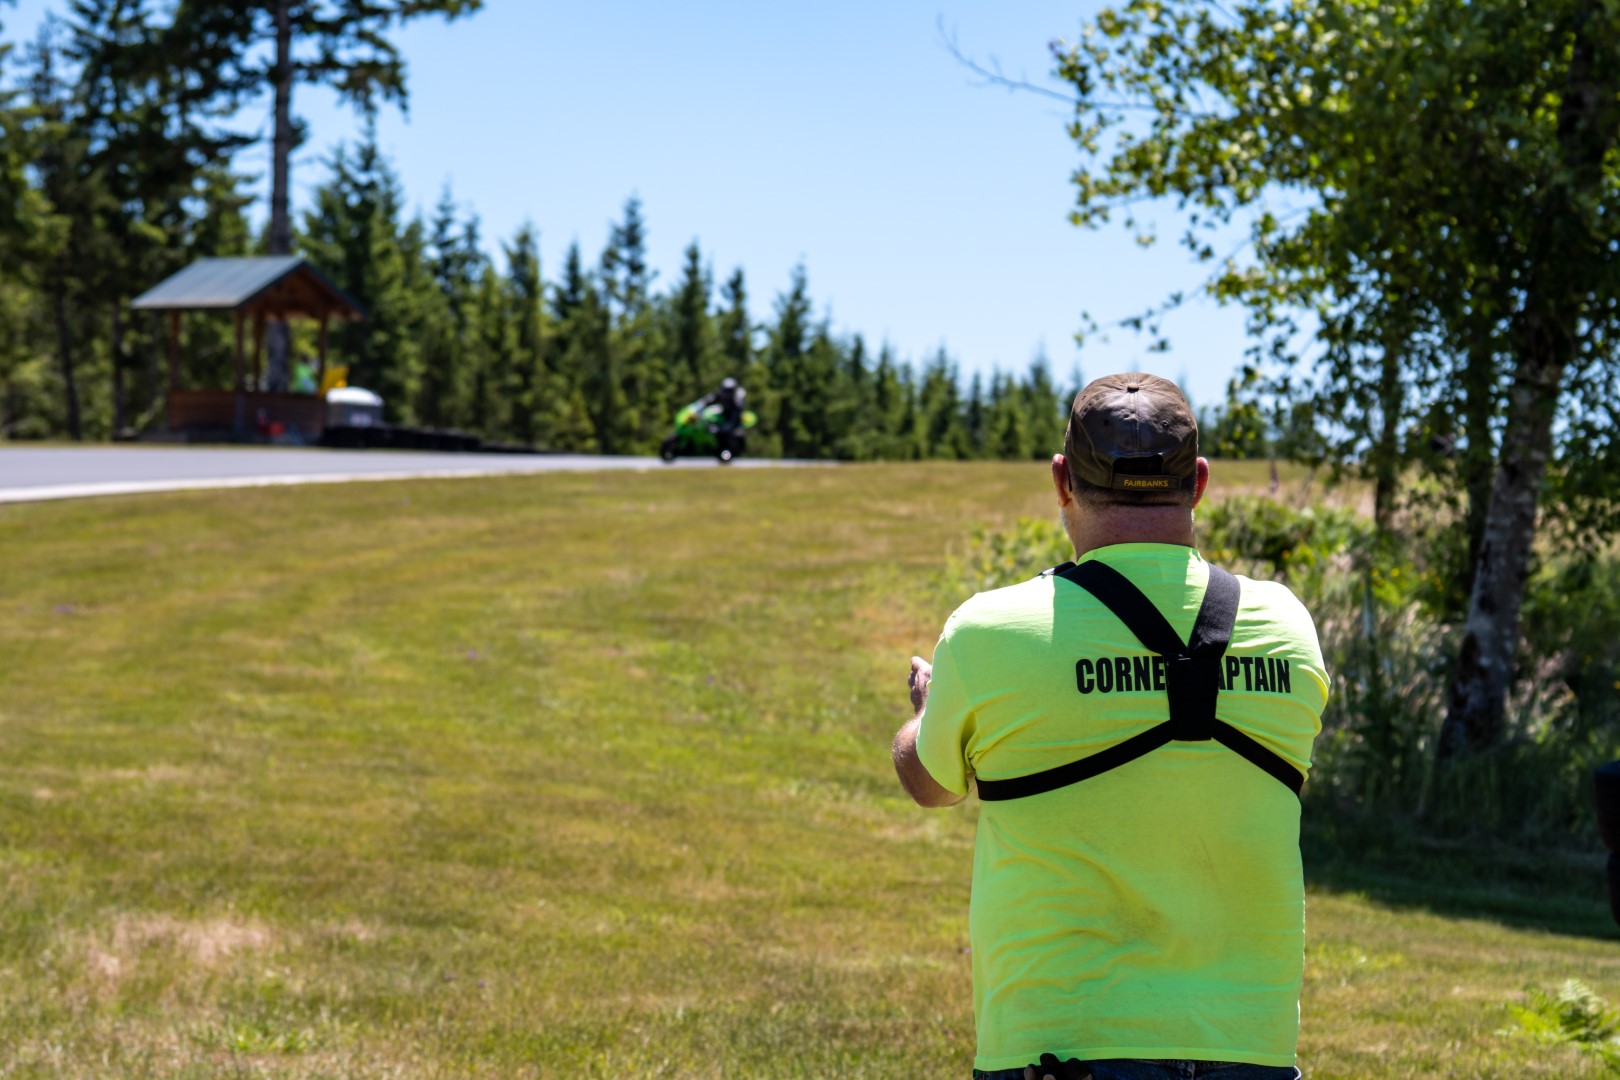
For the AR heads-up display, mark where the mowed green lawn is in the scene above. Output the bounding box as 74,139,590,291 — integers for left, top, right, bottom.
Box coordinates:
0,461,1615,1078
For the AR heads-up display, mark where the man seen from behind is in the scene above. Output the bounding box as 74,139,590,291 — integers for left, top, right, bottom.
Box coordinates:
892,373,1327,1080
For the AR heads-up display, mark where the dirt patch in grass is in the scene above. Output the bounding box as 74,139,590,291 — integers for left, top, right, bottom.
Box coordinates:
84,914,277,989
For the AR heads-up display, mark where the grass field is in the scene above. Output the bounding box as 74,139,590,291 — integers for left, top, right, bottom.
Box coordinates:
0,460,1616,1078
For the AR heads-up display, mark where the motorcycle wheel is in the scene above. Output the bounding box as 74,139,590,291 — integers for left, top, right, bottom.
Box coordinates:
659,437,679,463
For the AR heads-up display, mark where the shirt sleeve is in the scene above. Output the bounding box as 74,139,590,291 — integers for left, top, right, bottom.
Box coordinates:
915,628,975,796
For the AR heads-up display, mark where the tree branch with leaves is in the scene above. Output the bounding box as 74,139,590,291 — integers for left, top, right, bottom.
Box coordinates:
1052,0,1620,766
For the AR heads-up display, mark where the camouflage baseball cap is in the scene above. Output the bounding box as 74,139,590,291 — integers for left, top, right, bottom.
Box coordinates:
1063,373,1199,495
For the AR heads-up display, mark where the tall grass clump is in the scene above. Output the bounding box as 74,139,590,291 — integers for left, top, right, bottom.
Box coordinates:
945,494,1620,846
1502,979,1620,1072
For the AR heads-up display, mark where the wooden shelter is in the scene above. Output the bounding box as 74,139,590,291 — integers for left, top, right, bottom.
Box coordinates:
132,257,365,439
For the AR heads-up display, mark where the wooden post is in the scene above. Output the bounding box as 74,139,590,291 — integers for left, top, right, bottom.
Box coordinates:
167,311,182,389
233,308,247,437
167,310,182,430
317,313,329,386
233,310,246,387
251,310,265,392
316,314,330,435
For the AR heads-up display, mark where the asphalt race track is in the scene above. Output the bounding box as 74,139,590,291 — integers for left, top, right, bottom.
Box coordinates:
0,446,817,504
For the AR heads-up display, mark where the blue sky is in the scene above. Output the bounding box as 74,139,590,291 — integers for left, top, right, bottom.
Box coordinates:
5,0,1255,409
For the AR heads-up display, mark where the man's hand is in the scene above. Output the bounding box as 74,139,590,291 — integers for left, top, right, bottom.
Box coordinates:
908,655,932,715
892,654,962,808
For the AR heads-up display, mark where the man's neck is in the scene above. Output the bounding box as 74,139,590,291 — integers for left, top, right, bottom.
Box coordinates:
1067,507,1197,560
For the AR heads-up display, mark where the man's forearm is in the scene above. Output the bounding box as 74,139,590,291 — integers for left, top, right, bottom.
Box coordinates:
892,714,964,808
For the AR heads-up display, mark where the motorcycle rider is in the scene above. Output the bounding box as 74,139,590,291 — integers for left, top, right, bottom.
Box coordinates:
694,377,747,430
692,377,748,456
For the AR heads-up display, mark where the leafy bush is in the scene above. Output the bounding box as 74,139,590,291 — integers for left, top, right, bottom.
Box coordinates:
1521,556,1620,741
950,516,1071,597
1199,496,1369,583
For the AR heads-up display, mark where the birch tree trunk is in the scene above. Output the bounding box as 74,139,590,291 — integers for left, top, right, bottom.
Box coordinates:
1437,335,1564,760
1458,342,1497,603
1438,7,1620,764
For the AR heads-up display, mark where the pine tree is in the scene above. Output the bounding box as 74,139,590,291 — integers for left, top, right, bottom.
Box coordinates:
668,240,718,401
766,264,814,456
593,200,658,452
600,195,651,317
54,0,258,437
797,323,840,458
868,344,910,460
0,9,35,262
1022,352,1063,459
471,263,512,439
0,19,55,440
964,371,986,459
919,349,968,460
575,277,622,453
414,285,458,430
544,240,599,451
299,137,425,421
829,333,871,459
419,187,486,429
896,361,925,460
988,371,1031,460
503,223,544,444
554,233,625,453
429,187,485,312
717,268,753,378
25,22,114,441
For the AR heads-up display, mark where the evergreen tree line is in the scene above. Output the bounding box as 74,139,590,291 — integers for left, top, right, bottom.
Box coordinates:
295,144,1073,460
0,7,1070,458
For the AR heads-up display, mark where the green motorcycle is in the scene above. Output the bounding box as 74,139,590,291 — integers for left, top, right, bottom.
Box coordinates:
659,401,757,464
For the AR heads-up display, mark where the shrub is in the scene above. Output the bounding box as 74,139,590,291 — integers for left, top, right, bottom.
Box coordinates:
1501,980,1620,1072
950,515,1071,597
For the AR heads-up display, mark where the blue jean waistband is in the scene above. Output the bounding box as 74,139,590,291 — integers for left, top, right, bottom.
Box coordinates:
973,1060,1300,1080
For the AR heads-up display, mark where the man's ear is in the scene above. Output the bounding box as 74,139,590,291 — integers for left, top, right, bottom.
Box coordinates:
1192,457,1210,508
1051,454,1074,509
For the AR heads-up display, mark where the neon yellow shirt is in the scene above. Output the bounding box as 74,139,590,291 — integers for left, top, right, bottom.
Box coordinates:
917,543,1328,1072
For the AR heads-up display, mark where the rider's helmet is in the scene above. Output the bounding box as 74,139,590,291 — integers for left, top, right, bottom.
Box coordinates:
719,377,739,396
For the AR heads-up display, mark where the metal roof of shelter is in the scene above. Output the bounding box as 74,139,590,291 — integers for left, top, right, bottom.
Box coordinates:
132,256,363,321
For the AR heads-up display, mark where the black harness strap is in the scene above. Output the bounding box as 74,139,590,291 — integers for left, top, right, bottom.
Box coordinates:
1213,724,1306,795
972,723,1177,801
973,560,1304,801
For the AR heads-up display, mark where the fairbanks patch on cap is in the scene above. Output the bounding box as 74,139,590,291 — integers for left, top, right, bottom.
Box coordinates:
1064,373,1198,494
